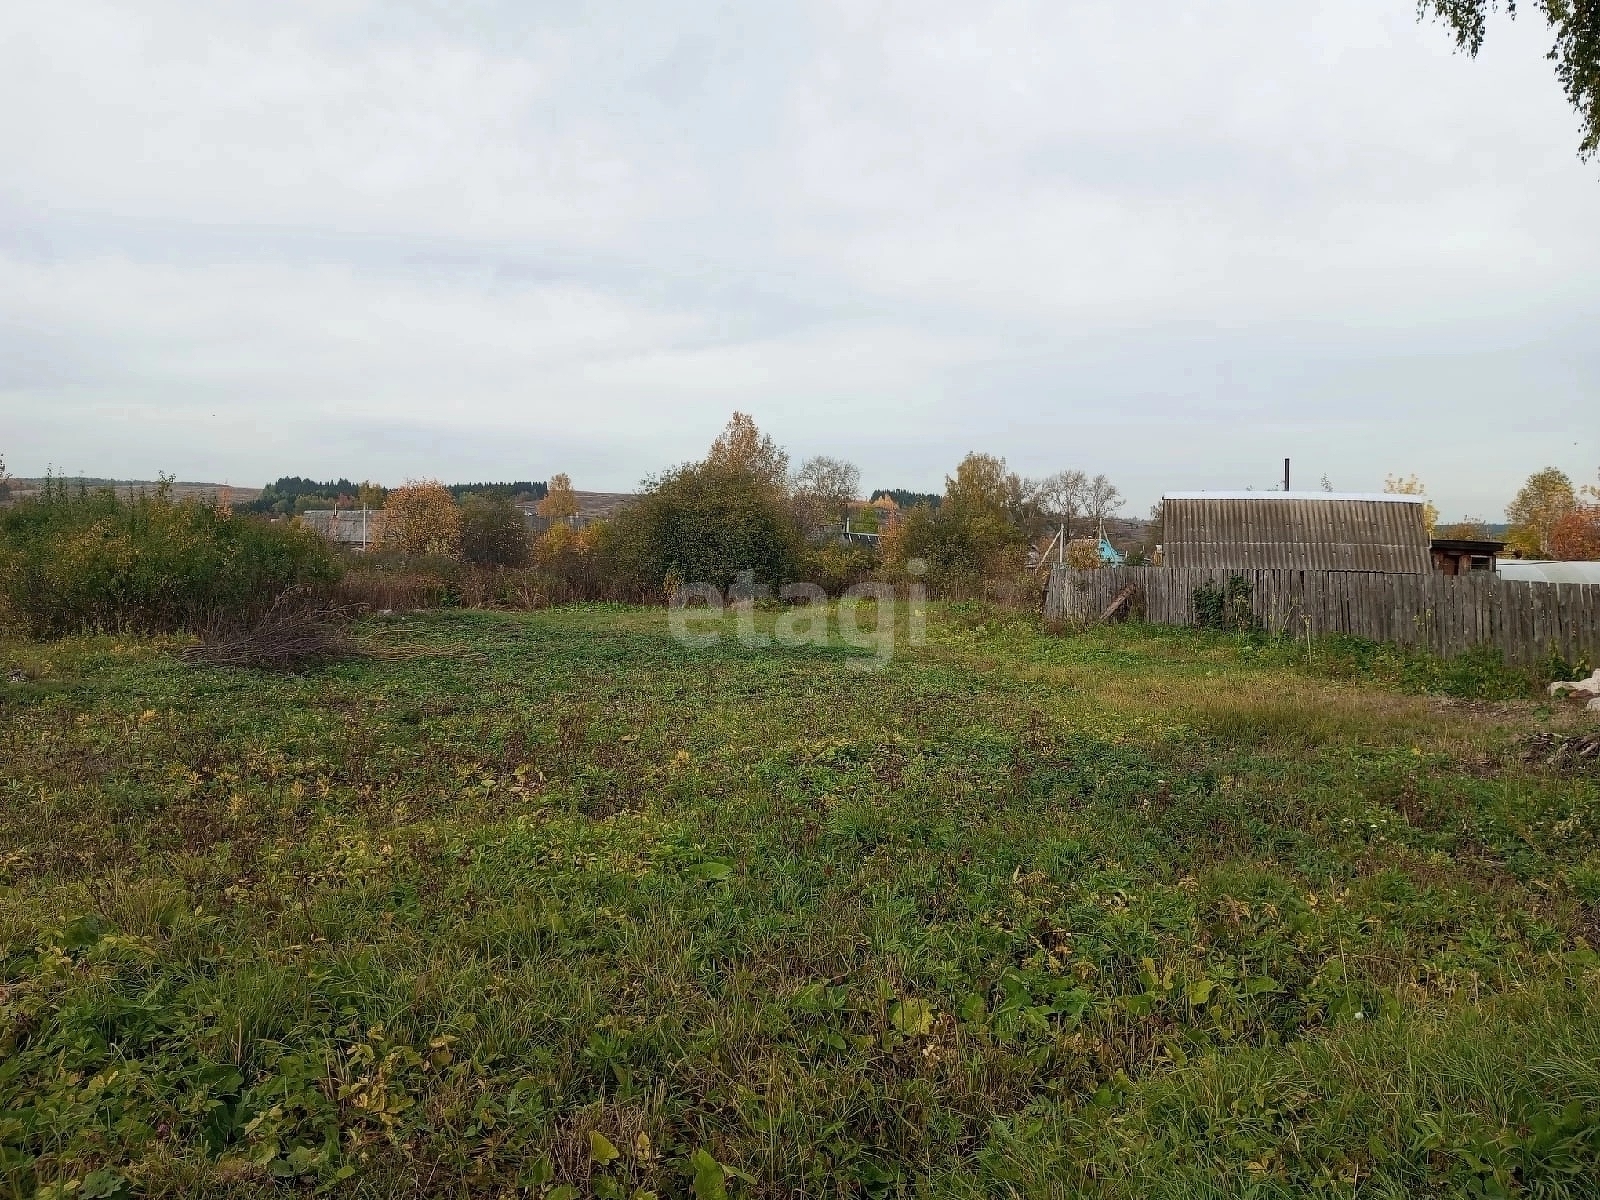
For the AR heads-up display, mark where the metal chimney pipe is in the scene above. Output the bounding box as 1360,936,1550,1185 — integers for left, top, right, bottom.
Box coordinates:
1284,458,1291,492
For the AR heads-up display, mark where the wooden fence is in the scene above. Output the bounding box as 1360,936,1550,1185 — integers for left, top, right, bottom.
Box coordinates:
1045,566,1600,666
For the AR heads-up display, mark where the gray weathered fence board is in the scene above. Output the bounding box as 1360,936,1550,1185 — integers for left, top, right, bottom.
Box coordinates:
1044,567,1599,666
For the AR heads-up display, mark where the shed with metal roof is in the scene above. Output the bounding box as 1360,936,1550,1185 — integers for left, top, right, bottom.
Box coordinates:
1161,492,1432,573
1495,560,1600,585
299,508,387,549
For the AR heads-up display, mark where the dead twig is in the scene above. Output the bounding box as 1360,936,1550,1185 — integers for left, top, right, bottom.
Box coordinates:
1521,731,1600,773
183,589,359,671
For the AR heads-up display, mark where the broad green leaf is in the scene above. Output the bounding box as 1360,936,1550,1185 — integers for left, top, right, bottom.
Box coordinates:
590,1131,621,1164
520,1157,554,1187
196,1065,245,1094
690,1149,729,1200
285,1145,320,1173
80,1174,128,1200
890,997,935,1037
1118,993,1155,1017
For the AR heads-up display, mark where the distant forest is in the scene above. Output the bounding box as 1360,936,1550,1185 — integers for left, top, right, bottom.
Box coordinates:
244,478,361,515
871,488,942,509
447,481,547,502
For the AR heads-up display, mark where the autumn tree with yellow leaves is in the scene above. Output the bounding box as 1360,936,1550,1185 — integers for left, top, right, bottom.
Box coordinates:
1384,474,1439,535
538,473,578,523
1505,468,1577,558
382,480,462,558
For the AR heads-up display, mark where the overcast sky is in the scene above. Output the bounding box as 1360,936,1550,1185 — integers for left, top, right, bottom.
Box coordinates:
2,0,1595,517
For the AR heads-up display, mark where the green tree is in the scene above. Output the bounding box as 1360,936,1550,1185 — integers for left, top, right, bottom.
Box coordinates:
608,415,803,594
246,476,360,516
1506,466,1577,556
459,493,531,567
610,463,802,594
1420,1,1600,162
887,453,1030,586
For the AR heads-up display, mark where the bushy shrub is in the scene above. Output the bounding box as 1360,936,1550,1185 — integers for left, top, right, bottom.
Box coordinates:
884,502,1026,598
459,493,531,567
334,565,451,613
334,527,651,613
801,541,878,594
607,462,803,595
526,522,626,604
0,482,340,637
878,454,1031,596
1065,538,1101,570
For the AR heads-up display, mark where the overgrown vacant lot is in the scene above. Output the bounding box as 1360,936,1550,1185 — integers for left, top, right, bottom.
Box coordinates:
3,605,1599,1198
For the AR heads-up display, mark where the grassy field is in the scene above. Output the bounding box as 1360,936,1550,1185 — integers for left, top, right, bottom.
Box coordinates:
3,604,1599,1199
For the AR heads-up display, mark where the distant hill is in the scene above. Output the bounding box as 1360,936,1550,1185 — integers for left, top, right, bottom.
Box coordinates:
516,490,635,527
7,478,263,506
1103,516,1150,548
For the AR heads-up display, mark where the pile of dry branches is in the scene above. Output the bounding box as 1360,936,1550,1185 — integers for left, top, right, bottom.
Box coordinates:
1522,731,1600,772
183,589,358,671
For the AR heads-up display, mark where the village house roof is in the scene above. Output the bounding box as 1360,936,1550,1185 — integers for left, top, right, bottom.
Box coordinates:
1161,492,1432,574
299,509,387,545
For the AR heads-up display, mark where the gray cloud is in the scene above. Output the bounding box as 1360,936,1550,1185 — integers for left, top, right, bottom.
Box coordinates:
1,0,1595,516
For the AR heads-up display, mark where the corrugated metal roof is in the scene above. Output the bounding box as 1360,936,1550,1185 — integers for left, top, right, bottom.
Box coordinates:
1161,494,1431,573
1497,561,1600,585
1163,491,1417,504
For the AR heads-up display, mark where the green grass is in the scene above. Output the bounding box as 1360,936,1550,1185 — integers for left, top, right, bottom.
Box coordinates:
2,605,1599,1198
